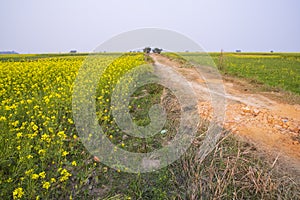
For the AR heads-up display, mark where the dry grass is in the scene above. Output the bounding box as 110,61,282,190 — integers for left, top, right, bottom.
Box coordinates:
159,88,300,199
169,131,300,199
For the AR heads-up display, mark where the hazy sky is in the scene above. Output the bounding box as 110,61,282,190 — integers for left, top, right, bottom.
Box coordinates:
1,0,299,53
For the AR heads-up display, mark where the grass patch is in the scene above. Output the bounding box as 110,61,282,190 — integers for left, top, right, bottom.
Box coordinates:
175,52,300,95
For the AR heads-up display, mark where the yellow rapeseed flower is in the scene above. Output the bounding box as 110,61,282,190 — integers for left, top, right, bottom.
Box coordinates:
25,169,34,176
41,134,51,143
71,161,77,166
13,187,24,199
39,171,46,179
68,118,74,124
31,174,39,180
59,169,72,182
6,178,13,183
12,120,19,127
32,124,38,131
57,131,66,139
42,181,50,190
62,150,69,157
16,132,22,138
38,149,45,155
0,116,6,121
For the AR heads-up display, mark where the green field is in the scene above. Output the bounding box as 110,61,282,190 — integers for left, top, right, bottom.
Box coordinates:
0,53,299,199
170,52,300,94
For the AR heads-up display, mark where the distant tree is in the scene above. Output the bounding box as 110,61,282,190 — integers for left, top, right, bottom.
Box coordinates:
0,51,19,54
143,47,151,54
152,48,163,54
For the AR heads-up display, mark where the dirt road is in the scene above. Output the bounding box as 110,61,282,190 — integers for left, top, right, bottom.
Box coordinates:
150,54,300,177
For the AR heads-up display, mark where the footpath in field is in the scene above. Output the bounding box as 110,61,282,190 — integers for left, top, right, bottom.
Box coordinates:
150,54,300,178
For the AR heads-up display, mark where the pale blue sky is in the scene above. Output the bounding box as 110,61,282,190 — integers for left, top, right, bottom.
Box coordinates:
1,0,299,53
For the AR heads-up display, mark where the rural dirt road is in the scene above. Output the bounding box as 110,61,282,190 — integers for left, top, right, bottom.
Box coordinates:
150,53,300,179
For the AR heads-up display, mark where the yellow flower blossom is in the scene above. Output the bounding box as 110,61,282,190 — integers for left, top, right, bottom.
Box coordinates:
59,169,72,182
57,131,67,139
41,134,51,143
62,150,69,157
6,178,13,183
38,149,46,155
13,187,24,199
39,171,46,179
0,116,6,121
31,174,39,180
71,161,77,166
42,181,50,190
25,169,34,176
32,124,38,131
68,118,74,124
16,132,22,138
12,120,19,127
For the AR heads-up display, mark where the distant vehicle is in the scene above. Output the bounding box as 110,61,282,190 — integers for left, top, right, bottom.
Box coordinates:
70,50,77,53
235,50,242,53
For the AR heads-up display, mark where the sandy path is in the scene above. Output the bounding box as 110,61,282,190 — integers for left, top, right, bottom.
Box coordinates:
150,54,300,177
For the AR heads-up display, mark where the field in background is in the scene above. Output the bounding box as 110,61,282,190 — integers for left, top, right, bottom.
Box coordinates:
169,52,300,95
0,53,299,199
